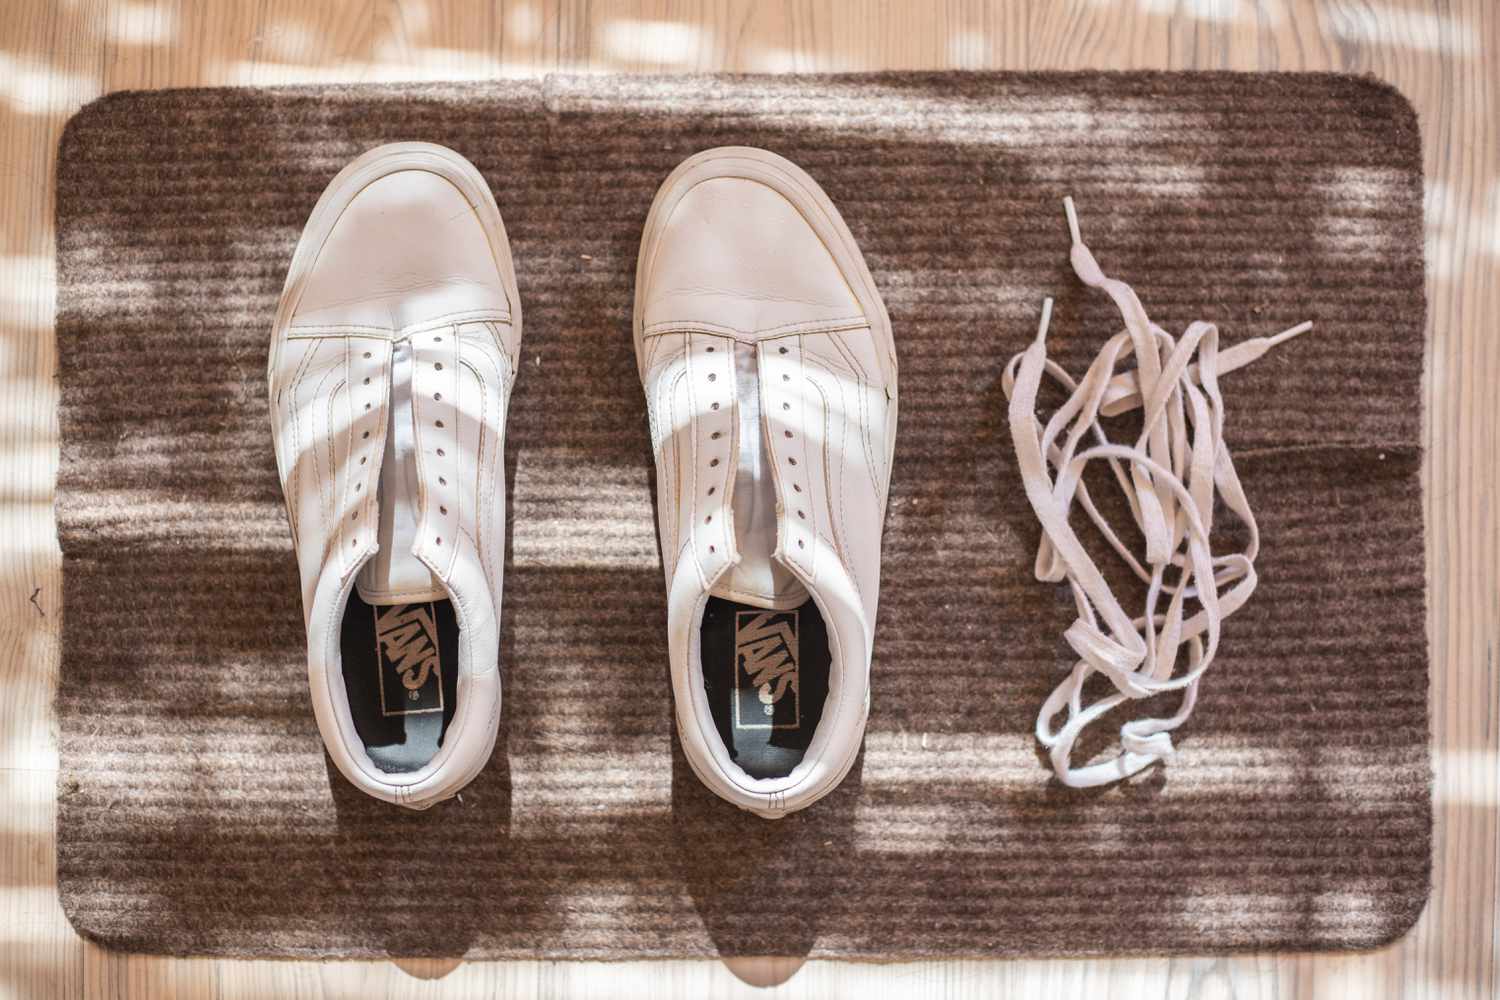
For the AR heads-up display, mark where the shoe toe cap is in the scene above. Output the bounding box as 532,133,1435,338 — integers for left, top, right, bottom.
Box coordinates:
291,168,511,331
641,175,864,338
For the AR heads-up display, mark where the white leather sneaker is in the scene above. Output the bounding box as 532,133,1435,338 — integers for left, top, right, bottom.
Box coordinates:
268,142,521,809
633,147,898,818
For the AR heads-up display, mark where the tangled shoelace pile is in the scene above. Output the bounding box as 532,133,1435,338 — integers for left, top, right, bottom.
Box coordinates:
1003,198,1313,788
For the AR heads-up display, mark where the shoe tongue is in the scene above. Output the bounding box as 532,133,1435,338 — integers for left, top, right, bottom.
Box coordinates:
709,341,810,611
357,339,446,607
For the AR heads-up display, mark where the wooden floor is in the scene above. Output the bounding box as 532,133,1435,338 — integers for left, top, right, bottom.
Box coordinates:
1,1,1495,997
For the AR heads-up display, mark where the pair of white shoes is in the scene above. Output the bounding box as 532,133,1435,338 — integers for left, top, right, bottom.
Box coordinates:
268,143,897,818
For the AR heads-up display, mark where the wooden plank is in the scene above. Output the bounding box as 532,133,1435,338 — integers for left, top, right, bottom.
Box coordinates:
0,1,1493,996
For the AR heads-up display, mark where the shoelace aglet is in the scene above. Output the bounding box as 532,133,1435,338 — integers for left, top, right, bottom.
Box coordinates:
1063,198,1108,286
1212,320,1315,376
1063,196,1082,245
1036,297,1055,344
1265,319,1313,347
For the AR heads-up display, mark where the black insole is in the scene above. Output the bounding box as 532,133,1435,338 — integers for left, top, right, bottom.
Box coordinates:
339,590,460,774
700,596,831,780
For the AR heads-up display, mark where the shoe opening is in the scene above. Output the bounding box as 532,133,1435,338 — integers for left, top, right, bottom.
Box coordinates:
699,340,830,779
340,337,459,773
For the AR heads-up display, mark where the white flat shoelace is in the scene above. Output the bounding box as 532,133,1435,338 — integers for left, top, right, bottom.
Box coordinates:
1003,198,1312,789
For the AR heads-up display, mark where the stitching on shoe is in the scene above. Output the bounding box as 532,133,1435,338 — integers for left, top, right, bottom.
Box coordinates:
286,324,396,339
806,357,856,597
321,374,343,568
284,339,323,545
458,353,495,585
820,333,887,504
401,308,512,338
658,363,690,579
643,315,869,342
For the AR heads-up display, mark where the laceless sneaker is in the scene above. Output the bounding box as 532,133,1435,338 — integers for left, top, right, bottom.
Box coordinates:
268,142,521,808
633,147,898,818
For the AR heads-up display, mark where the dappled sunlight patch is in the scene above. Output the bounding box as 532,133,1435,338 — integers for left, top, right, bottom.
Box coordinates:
1321,1,1478,56
506,3,543,47
0,54,99,116
947,30,991,69
599,19,710,68
1436,749,1500,808
0,255,54,313
1090,0,1276,25
1310,164,1410,262
510,454,660,570
220,49,529,86
102,1,177,47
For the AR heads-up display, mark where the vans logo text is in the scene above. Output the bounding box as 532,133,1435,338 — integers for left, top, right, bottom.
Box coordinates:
374,603,444,716
733,611,800,730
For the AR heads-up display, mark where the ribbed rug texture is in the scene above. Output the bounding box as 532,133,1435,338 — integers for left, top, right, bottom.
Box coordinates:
54,73,1430,959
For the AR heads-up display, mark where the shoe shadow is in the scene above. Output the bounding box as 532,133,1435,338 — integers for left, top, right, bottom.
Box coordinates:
323,710,512,959
668,727,863,965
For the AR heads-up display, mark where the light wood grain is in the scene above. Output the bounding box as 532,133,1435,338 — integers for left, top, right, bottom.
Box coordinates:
1,1,1494,997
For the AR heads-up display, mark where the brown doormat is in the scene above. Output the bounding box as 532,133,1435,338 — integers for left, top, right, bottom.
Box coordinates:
54,72,1430,960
